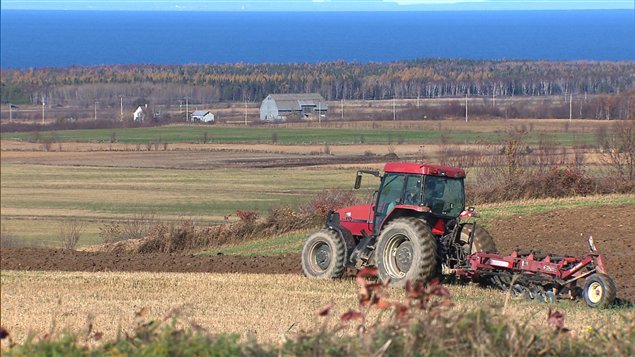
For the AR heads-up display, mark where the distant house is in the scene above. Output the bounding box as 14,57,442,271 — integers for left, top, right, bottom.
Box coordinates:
259,93,328,121
191,110,215,123
133,106,146,122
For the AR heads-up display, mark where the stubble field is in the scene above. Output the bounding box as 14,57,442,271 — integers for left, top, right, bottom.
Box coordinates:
1,269,632,345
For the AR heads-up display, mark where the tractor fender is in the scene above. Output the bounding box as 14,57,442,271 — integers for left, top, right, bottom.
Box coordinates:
326,211,356,262
379,205,431,232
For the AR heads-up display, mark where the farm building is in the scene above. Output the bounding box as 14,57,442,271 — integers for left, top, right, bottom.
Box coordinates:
259,93,328,121
133,106,146,122
191,110,215,123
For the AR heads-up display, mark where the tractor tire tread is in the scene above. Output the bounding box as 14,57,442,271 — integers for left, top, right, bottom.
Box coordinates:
376,217,437,287
301,229,347,279
583,273,617,308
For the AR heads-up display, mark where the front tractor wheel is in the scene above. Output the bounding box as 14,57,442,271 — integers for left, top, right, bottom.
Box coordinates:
301,229,347,279
376,217,437,288
583,273,616,308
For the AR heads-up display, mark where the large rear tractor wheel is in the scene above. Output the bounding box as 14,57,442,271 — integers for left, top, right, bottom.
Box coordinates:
460,224,497,254
301,229,347,279
376,217,437,288
583,273,616,308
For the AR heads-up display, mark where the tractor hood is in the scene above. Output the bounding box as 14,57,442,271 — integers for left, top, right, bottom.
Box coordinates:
336,204,373,236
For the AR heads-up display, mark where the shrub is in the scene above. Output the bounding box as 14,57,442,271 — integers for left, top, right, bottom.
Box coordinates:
59,220,85,250
99,213,157,244
235,210,259,223
301,189,361,222
601,119,635,180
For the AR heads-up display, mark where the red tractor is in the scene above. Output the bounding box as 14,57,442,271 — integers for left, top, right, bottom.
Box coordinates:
301,162,616,308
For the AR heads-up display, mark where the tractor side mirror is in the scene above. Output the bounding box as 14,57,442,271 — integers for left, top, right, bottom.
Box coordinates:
354,174,362,189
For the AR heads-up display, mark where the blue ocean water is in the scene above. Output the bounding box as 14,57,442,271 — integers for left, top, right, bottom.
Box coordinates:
1,10,634,68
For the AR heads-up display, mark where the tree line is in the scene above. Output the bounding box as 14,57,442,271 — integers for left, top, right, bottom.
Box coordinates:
1,59,634,106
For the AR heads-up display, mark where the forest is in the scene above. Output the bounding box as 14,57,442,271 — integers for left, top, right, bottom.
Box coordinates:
2,59,634,107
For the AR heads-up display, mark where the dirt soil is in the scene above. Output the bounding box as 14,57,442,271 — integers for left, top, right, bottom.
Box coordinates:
0,250,300,274
2,205,634,301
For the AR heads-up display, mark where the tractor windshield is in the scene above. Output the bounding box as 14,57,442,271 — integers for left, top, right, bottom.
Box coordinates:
422,176,465,218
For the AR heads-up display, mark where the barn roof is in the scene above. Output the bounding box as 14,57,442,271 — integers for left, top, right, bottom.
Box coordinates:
269,93,324,101
267,93,328,111
192,110,211,116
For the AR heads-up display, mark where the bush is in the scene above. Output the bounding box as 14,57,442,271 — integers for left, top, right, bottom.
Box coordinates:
59,220,85,250
301,189,361,223
466,164,635,205
99,213,157,244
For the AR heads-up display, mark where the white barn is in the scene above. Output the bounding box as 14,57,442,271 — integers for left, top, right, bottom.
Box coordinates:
260,93,328,121
133,106,146,122
191,110,215,123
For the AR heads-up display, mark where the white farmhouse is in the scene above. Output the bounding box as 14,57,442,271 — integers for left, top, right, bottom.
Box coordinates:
133,106,146,122
191,110,215,123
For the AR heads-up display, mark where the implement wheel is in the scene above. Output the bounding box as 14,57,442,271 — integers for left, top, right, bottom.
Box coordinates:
301,229,346,279
583,273,616,308
376,217,437,288
460,223,497,254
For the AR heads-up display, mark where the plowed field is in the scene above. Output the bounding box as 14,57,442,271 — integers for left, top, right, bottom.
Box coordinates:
2,205,634,301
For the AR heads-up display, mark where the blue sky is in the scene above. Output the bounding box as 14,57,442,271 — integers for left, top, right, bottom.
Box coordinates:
1,0,634,11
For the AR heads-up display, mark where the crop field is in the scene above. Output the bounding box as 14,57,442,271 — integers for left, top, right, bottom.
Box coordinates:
1,120,601,146
0,163,358,247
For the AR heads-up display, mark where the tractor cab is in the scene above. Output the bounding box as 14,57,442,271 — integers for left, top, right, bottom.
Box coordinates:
352,163,466,236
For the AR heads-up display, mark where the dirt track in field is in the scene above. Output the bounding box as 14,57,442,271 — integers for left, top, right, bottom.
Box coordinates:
2,205,634,301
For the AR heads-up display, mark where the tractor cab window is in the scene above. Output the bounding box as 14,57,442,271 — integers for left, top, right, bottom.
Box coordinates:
422,176,465,218
374,173,405,233
403,175,423,205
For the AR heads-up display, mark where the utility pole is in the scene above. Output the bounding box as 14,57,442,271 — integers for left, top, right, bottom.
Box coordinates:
244,95,248,125
94,101,99,121
120,96,123,121
318,101,321,124
569,94,573,123
184,97,189,122
393,96,396,121
9,103,12,122
465,91,469,123
41,96,45,124
341,99,344,120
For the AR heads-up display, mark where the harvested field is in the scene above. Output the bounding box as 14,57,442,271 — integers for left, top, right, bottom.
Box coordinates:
3,204,634,301
0,147,390,169
1,139,605,170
